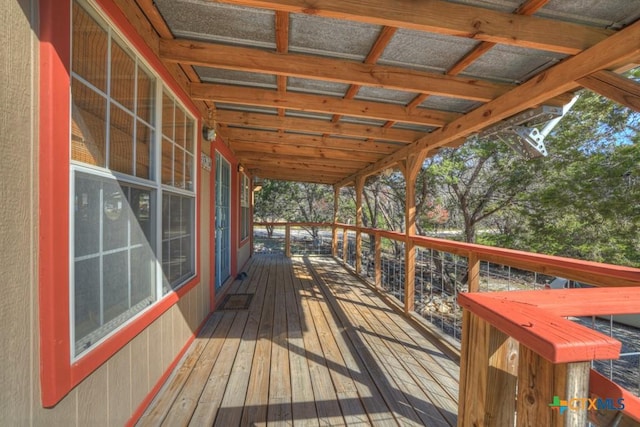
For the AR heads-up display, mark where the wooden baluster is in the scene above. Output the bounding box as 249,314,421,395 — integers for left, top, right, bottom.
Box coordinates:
458,312,519,427
285,224,291,258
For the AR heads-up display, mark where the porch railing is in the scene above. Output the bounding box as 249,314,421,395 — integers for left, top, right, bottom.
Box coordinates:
253,222,640,425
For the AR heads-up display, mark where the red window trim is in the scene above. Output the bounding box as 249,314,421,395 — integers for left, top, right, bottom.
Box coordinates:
39,0,202,407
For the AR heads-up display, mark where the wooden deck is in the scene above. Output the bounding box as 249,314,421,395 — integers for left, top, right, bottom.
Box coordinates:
137,255,460,426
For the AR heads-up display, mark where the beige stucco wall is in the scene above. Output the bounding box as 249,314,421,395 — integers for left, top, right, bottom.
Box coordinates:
0,1,213,424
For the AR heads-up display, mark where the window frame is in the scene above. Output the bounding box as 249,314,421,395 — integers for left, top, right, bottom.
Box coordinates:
39,0,201,406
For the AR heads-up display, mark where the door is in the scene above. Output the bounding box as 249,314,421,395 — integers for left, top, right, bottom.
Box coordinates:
215,152,231,290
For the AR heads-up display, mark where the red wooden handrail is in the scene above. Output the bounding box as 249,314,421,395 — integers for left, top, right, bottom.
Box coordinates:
457,289,640,363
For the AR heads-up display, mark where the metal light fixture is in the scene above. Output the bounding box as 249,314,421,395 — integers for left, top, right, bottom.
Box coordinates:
253,177,264,192
202,125,216,142
471,96,579,159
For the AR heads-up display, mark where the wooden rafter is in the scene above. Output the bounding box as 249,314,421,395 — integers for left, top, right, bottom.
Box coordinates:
225,128,400,154
214,0,612,55
237,154,370,170
275,10,289,119
160,39,514,102
578,70,640,112
216,110,419,142
191,83,460,126
228,140,386,162
337,18,640,187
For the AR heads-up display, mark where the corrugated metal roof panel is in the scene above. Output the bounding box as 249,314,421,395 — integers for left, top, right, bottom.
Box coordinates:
289,13,382,60
419,96,482,114
390,122,437,133
354,86,416,105
536,0,640,29
378,28,479,73
155,0,276,48
461,44,567,84
285,111,334,121
195,66,277,89
287,77,349,97
215,104,279,115
338,116,388,127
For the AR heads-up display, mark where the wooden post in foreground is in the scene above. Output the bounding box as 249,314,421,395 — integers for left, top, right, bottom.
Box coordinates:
355,177,364,275
285,224,291,258
332,185,340,258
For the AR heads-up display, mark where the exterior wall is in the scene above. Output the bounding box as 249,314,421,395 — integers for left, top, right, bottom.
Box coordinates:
0,0,237,424
238,241,251,274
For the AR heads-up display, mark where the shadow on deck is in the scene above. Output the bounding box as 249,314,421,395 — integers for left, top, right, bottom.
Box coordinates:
138,255,460,426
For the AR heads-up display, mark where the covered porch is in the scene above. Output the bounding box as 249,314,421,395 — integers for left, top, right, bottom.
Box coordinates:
138,254,459,426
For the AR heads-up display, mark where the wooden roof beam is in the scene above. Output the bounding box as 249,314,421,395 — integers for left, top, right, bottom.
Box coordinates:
191,83,460,126
216,110,421,143
234,151,372,168
578,70,640,112
214,0,613,55
337,18,640,187
161,39,513,103
225,128,401,154
228,140,386,162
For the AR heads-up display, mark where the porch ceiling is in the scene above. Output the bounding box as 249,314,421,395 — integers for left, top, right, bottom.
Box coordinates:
123,0,640,186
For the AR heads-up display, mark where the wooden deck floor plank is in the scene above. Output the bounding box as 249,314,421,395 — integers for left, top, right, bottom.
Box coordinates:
295,261,346,426
139,255,460,427
322,264,457,426
294,262,398,427
240,255,276,426
310,259,451,426
137,312,226,426
159,311,239,427
284,258,320,427
268,257,294,425
187,309,249,426
299,263,370,426
302,261,425,426
213,256,274,427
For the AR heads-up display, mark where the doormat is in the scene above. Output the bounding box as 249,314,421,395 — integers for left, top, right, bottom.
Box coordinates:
219,293,254,310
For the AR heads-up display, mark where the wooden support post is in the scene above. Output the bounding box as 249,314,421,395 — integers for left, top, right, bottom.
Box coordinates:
332,185,340,258
458,312,519,427
516,346,590,427
355,177,364,275
374,232,381,289
468,252,480,292
399,150,427,314
285,224,291,258
342,227,348,264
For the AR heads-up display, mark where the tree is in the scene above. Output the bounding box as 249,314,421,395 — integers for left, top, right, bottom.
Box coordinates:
425,140,537,243
253,179,297,237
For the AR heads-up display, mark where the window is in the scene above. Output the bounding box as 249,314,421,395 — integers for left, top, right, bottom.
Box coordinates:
240,173,250,241
70,1,196,358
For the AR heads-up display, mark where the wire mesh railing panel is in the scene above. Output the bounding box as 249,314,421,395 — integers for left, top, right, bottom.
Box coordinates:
415,247,468,341
379,237,405,305
288,226,333,256
360,232,374,283
478,261,552,292
253,225,285,254
346,233,356,269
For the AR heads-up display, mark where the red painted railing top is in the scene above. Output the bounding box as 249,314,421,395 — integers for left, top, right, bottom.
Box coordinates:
457,289,640,363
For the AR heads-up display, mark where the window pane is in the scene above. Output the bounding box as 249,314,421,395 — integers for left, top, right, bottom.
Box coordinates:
130,187,154,246
175,148,184,189
74,257,100,350
162,138,173,185
175,107,186,148
131,246,155,306
103,251,129,324
75,173,101,256
136,121,152,179
137,65,154,124
161,193,194,291
109,105,134,175
185,118,194,153
102,181,128,251
162,92,173,139
185,153,194,191
71,78,107,166
72,3,107,92
110,39,135,112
